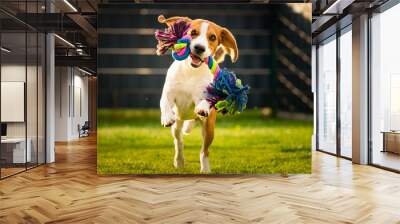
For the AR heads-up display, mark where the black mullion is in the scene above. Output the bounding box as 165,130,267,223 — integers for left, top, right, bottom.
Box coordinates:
337,35,340,156
317,149,352,161
25,0,28,171
36,0,39,167
42,0,48,165
0,169,28,179
44,31,47,164
315,44,319,151
370,164,400,174
367,11,373,165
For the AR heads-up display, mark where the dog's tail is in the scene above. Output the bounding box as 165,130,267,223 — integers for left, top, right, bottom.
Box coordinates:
182,120,195,135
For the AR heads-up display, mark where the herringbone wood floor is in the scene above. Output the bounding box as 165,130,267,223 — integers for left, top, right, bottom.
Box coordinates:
1,135,400,224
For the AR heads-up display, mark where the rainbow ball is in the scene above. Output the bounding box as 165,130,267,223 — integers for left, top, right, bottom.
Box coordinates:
172,37,191,61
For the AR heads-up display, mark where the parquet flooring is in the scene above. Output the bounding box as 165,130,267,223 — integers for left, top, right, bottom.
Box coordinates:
1,135,400,223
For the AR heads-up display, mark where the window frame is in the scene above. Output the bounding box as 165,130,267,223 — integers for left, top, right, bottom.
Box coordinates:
367,0,400,173
315,23,353,161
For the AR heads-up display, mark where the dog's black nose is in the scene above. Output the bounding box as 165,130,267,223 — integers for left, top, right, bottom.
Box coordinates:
194,45,205,54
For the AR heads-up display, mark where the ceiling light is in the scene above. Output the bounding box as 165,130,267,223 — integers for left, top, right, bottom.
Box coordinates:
1,47,11,53
63,0,78,12
54,34,75,48
76,48,85,55
322,0,341,15
322,0,354,15
78,67,92,76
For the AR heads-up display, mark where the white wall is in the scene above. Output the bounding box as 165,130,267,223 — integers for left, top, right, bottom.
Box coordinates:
1,65,26,81
72,72,89,138
55,66,70,141
1,82,25,122
55,67,89,141
1,65,26,130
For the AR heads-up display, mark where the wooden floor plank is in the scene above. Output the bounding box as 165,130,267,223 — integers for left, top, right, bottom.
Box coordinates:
0,135,400,223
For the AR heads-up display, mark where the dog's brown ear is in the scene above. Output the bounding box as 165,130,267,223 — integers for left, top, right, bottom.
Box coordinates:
220,28,238,63
214,46,226,64
158,15,192,27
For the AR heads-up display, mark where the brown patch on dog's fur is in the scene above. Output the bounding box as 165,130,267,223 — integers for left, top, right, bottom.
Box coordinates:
189,19,238,63
202,108,217,157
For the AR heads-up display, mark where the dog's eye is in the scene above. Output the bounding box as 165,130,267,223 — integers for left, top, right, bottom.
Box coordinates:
190,30,198,36
209,34,216,41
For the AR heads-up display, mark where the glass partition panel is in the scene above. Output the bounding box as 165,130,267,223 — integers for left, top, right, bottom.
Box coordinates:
317,36,337,154
38,32,45,165
339,28,352,158
0,1,46,179
1,30,27,177
27,30,38,169
371,4,400,171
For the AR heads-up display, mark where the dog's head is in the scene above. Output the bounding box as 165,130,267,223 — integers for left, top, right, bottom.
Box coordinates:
158,15,238,68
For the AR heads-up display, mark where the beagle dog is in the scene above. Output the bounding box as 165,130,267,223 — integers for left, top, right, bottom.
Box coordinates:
158,15,238,172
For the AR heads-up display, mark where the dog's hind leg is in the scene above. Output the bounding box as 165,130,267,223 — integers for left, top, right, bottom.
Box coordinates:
172,119,184,168
200,108,217,173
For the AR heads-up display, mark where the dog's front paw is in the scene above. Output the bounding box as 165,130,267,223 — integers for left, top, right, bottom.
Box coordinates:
195,100,211,118
161,112,176,127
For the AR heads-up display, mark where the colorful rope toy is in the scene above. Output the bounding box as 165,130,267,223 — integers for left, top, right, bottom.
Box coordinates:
155,20,250,115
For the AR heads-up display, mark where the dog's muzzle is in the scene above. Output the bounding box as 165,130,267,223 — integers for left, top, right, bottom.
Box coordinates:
190,53,204,68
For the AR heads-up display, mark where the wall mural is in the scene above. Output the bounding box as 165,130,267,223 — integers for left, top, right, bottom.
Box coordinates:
97,3,312,174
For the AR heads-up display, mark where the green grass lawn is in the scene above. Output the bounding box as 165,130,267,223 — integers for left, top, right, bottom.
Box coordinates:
97,109,312,175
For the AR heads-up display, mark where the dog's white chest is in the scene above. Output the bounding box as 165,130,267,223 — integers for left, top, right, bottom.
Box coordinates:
165,60,213,119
